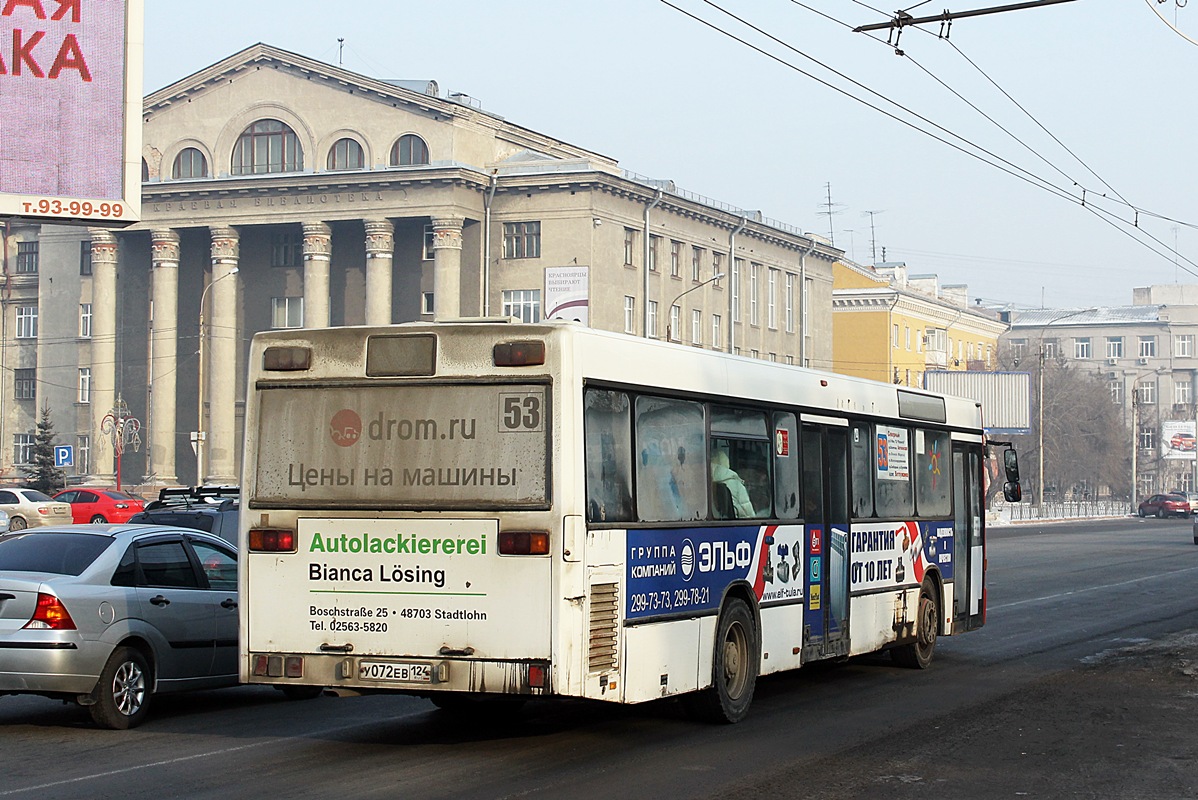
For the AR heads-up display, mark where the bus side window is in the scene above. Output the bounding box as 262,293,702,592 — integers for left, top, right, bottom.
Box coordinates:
634,396,707,522
850,422,874,518
874,424,913,518
914,429,951,517
710,406,772,520
772,412,800,519
584,389,634,522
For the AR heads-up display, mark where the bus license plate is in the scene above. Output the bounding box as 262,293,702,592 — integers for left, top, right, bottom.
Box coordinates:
358,661,432,683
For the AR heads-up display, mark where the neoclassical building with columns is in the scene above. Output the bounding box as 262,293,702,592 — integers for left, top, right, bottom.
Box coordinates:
1,43,839,488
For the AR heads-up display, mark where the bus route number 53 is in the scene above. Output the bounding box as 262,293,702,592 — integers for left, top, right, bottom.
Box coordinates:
500,392,543,432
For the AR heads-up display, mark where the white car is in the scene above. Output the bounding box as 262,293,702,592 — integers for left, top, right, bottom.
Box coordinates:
0,488,73,530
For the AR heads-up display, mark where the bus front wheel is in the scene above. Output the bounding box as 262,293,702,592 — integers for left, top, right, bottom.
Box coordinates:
684,598,758,724
892,583,938,669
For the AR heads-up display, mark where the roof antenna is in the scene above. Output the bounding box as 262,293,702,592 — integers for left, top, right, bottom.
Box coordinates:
337,37,344,65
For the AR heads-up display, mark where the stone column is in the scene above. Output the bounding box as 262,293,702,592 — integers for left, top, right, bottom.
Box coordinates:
302,221,331,328
206,227,240,485
88,229,118,485
432,216,464,320
150,229,181,485
363,218,394,326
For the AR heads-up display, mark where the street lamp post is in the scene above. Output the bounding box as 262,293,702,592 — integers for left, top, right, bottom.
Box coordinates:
195,266,238,484
666,273,725,342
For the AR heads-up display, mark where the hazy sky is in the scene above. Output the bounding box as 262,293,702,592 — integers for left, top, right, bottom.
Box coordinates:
143,0,1197,310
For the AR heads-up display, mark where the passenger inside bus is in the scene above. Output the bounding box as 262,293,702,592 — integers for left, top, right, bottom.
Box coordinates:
711,449,756,518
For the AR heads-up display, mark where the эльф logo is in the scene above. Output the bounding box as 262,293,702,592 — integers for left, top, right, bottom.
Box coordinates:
329,409,362,447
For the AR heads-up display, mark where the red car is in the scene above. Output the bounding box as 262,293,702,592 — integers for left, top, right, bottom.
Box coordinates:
1137,493,1190,519
52,488,146,524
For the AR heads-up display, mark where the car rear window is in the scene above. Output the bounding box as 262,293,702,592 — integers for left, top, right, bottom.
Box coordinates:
21,490,55,503
0,533,113,575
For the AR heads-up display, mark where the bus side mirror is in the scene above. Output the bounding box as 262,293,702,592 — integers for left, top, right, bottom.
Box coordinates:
1003,448,1020,484
1003,481,1022,503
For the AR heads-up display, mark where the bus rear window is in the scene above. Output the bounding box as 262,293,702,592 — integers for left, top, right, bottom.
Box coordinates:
252,383,549,508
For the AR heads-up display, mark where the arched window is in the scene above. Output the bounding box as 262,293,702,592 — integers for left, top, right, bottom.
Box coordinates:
390,134,429,166
171,147,209,180
231,119,303,175
140,158,149,182
327,138,364,171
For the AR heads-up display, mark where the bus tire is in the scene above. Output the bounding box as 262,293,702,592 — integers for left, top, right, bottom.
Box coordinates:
684,597,757,724
892,583,938,669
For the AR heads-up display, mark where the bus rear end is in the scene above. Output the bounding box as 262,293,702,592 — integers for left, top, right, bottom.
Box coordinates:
240,324,558,701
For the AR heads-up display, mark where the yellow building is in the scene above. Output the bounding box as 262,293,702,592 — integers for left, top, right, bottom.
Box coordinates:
832,261,1007,386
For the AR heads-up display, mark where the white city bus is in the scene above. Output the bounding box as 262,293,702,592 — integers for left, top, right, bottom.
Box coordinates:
240,321,1018,722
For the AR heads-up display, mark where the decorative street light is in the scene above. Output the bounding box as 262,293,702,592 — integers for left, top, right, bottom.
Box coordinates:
195,266,238,484
100,395,141,491
665,272,725,343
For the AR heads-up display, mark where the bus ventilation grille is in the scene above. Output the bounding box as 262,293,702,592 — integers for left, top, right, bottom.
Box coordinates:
588,582,619,673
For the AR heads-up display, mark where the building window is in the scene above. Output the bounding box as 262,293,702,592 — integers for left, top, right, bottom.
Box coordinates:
692,247,703,282
893,323,900,348
768,352,777,362
1109,381,1122,405
648,236,660,272
1043,339,1059,359
327,137,365,171
502,289,541,323
502,222,541,259
906,326,912,351
80,241,92,275
647,301,659,339
750,349,760,359
79,304,92,338
390,134,429,166
1102,337,1121,359
1178,334,1194,357
78,368,91,403
231,119,303,175
13,433,33,465
692,309,702,345
624,228,636,267
15,306,37,339
14,368,35,401
270,231,301,267
423,224,435,261
1176,379,1192,405
76,435,90,474
15,241,37,274
767,269,778,329
1137,381,1156,405
624,296,636,334
1139,426,1154,451
713,253,724,287
786,355,794,365
1139,336,1157,358
749,263,760,326
1010,338,1027,360
271,297,304,329
669,304,681,341
670,241,682,278
171,147,208,179
785,273,795,333
421,292,434,315
1074,337,1091,359
712,314,722,350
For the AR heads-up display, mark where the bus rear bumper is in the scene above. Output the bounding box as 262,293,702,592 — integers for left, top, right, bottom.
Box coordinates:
245,651,551,696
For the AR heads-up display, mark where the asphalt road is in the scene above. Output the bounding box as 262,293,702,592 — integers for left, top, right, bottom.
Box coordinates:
1,516,1195,799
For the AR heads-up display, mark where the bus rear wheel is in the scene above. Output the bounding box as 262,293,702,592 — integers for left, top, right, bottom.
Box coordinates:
892,583,938,669
684,598,757,724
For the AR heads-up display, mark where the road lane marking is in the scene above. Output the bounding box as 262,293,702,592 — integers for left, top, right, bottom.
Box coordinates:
0,709,430,796
988,564,1198,610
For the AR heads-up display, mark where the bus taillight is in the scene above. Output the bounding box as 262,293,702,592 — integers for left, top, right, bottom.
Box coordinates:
498,530,550,555
493,341,545,367
249,527,297,553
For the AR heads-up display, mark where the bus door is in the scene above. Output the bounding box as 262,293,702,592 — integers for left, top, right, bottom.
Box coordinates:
951,444,985,631
801,423,850,658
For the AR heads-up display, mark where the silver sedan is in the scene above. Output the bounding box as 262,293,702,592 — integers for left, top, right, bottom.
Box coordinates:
0,524,239,728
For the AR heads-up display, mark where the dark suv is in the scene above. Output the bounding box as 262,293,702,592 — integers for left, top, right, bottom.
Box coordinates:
127,486,239,544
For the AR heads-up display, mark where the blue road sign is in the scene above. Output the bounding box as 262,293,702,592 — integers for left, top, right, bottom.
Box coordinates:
54,445,73,468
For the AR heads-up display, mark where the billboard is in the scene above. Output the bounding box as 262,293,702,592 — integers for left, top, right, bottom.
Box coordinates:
0,0,142,225
922,370,1032,435
1161,420,1196,461
543,266,589,325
